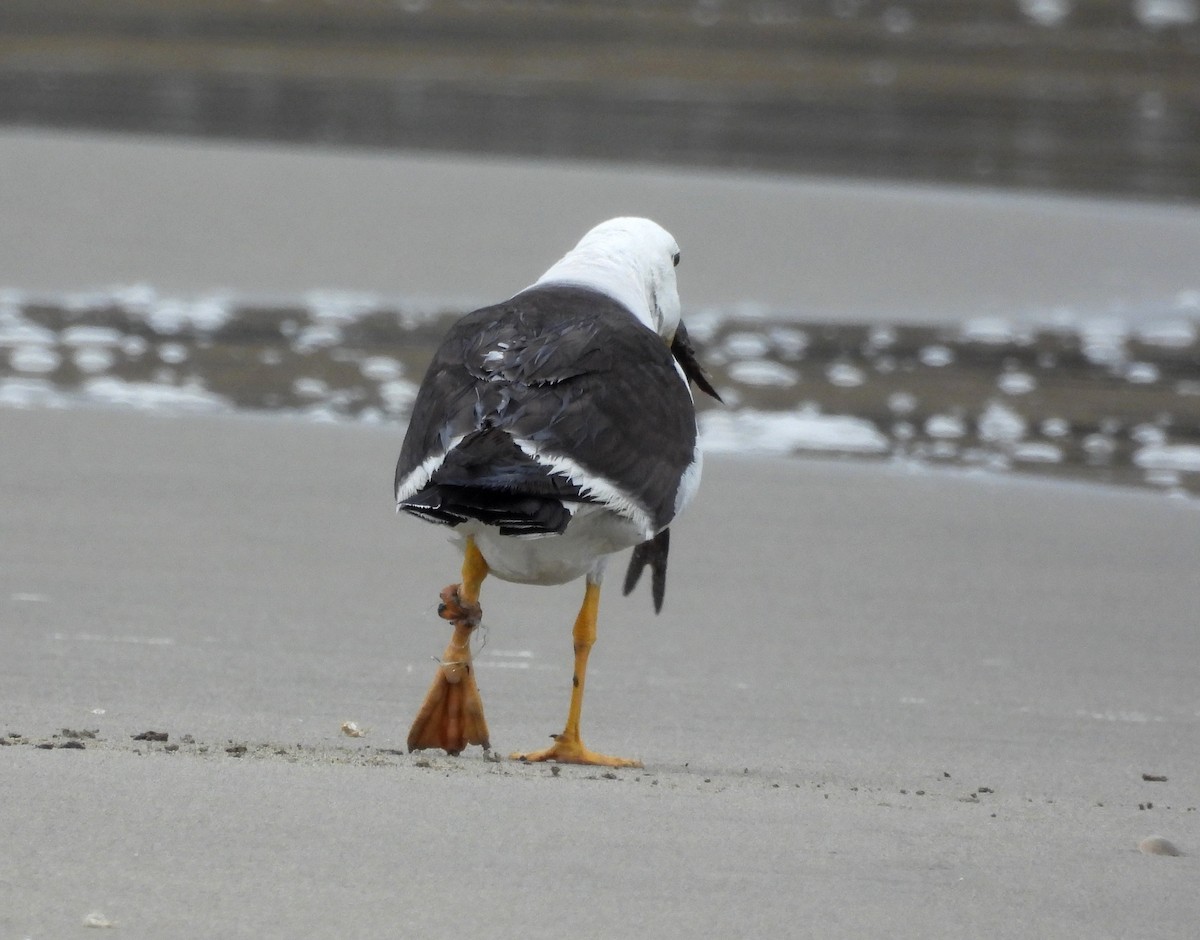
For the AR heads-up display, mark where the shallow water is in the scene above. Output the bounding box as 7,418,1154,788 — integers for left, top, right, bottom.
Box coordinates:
2,0,1198,201
3,287,1197,498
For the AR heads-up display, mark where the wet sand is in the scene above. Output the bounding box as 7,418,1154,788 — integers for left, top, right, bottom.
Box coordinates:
5,289,1200,496
2,127,1200,320
2,407,1198,938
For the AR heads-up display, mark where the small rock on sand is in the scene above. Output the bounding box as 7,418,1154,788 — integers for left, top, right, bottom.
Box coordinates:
1138,836,1183,857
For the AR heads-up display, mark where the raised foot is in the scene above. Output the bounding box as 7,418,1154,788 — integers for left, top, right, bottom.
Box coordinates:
407,583,490,755
510,736,642,768
437,583,480,629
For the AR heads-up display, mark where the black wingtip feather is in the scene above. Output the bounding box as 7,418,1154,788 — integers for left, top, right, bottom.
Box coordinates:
623,528,670,614
671,321,723,403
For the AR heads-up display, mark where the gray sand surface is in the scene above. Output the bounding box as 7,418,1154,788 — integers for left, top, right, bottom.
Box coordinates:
3,407,1198,938
3,128,1200,321
3,129,1199,936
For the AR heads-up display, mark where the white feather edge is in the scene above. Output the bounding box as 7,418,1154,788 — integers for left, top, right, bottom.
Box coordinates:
513,439,656,541
393,432,658,542
393,434,466,505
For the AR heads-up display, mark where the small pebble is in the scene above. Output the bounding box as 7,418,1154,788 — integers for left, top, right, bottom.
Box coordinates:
1138,836,1182,857
340,721,366,738
82,911,117,928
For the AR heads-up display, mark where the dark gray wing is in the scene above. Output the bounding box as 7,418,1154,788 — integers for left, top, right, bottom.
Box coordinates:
395,285,697,532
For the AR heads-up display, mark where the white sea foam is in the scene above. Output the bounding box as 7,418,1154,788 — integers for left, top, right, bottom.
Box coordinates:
293,377,329,398
701,409,888,456
826,362,865,387
727,359,799,387
978,401,1027,443
61,325,125,347
1131,423,1167,446
0,377,66,408
73,346,116,373
925,413,965,439
1079,318,1128,365
961,317,1024,345
766,326,809,358
1134,0,1198,29
147,294,232,334
0,317,55,346
1082,433,1116,459
294,323,343,350
158,342,189,364
997,372,1036,395
83,377,230,412
919,344,954,367
1135,319,1197,349
121,335,149,357
1133,444,1200,472
1125,362,1160,384
1020,0,1072,26
722,331,772,359
9,345,60,373
1012,442,1063,464
867,325,897,349
303,290,382,323
379,379,419,413
1041,417,1070,438
360,356,404,381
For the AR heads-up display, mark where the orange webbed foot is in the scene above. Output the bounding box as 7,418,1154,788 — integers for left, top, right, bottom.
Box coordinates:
511,733,642,768
406,583,490,755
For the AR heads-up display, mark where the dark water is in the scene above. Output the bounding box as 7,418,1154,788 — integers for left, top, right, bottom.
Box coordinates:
2,0,1199,201
3,292,1198,497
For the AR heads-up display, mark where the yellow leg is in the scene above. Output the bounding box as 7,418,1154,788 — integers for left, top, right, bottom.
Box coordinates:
407,538,492,755
511,579,642,768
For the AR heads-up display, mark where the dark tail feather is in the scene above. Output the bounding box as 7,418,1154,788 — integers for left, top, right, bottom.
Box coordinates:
623,528,670,614
400,485,571,536
399,427,581,537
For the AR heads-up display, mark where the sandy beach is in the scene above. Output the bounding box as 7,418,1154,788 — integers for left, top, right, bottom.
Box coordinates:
2,406,1198,938
2,129,1199,937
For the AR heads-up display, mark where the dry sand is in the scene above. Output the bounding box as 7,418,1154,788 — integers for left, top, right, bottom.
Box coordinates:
2,407,1198,938
2,129,1199,937
2,127,1199,321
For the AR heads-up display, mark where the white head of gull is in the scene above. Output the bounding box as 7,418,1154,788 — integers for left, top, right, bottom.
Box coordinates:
531,217,682,341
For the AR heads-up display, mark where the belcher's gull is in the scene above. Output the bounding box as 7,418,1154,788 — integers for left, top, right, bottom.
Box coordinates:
394,217,719,766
